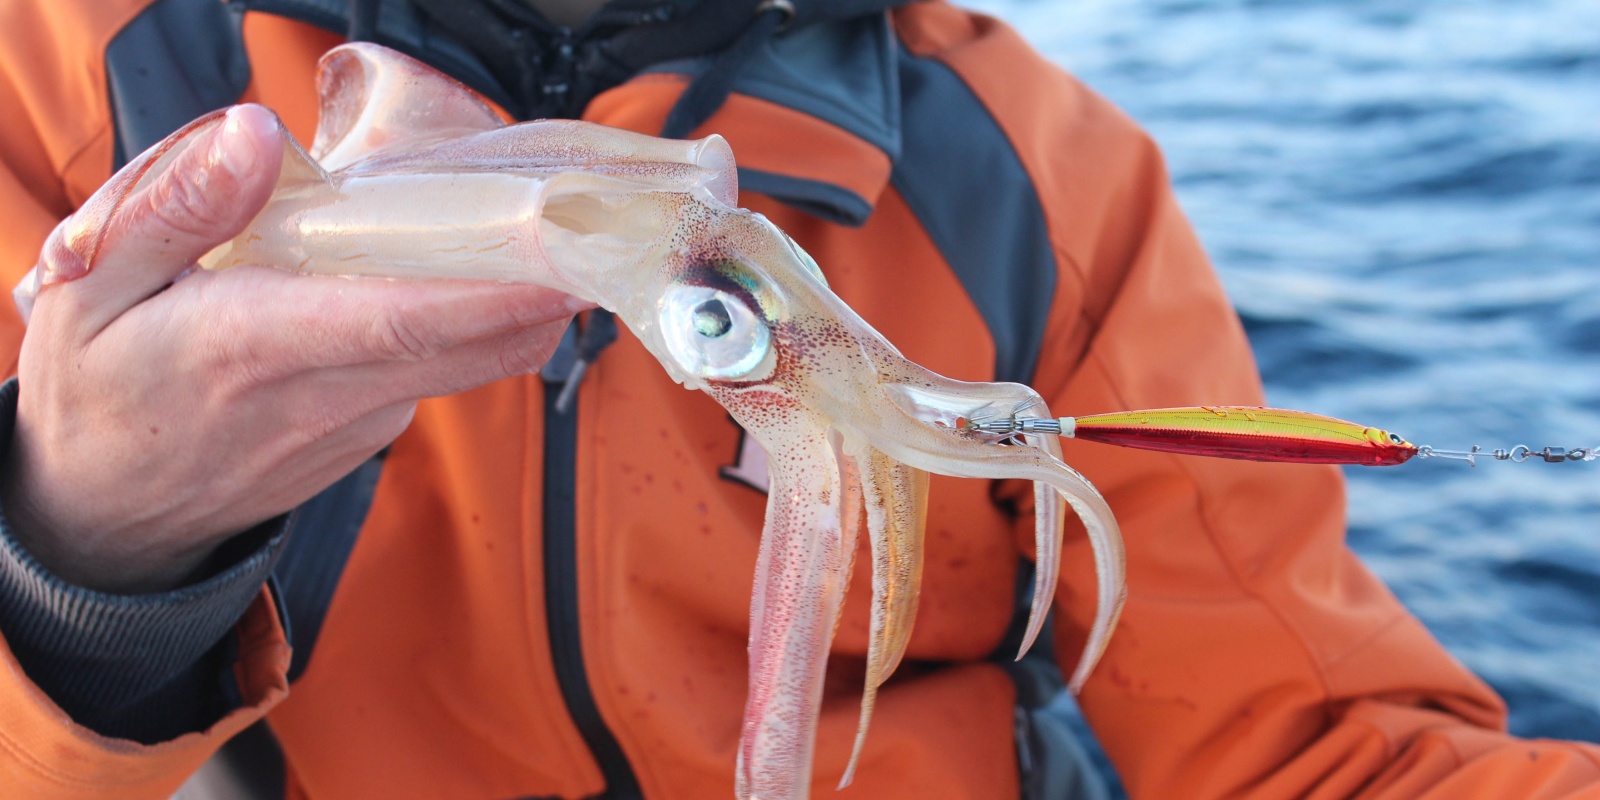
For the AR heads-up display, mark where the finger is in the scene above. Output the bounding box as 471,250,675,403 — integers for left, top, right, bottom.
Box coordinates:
248,401,418,513
64,104,285,335
332,280,588,369
188,266,591,374
177,399,419,540
228,320,565,459
327,316,571,413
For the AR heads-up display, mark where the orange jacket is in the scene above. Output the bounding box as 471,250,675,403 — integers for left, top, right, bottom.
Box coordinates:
1,1,1597,798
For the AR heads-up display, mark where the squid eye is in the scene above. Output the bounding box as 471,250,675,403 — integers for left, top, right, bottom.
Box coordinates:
692,299,733,338
661,284,773,380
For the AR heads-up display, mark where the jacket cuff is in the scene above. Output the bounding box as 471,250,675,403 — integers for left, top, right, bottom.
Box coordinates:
0,377,288,742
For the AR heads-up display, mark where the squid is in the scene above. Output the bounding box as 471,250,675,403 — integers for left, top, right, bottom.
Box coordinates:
14,44,1125,800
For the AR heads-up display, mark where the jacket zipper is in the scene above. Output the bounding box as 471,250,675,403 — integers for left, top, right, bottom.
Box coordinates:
542,321,643,800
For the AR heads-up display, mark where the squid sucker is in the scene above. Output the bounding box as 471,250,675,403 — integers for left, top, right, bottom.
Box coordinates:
14,44,1126,800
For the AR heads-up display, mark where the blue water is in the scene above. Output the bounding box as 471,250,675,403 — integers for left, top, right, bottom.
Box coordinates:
967,0,1600,750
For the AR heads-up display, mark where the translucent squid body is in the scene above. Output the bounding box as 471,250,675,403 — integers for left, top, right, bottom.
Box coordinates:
15,44,1125,800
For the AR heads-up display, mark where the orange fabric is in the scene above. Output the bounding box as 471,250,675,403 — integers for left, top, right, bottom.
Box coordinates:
268,377,617,798
0,588,289,799
0,1,1597,799
586,74,894,211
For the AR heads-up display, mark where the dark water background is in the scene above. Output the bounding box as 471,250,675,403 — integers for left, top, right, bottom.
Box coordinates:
967,0,1600,770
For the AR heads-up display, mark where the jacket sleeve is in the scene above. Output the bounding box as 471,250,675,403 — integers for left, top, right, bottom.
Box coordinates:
1020,66,1600,800
0,378,291,743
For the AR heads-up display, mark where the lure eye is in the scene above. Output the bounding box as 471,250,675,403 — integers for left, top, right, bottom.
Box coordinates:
1389,433,1404,444
661,284,773,380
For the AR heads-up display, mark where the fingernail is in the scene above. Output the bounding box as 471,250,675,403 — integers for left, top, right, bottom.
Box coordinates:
217,106,261,178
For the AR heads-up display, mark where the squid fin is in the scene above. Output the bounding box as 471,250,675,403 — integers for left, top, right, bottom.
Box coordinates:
379,118,738,205
311,43,505,171
310,45,736,201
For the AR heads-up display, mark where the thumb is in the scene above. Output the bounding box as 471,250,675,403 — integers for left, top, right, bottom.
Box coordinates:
42,104,285,337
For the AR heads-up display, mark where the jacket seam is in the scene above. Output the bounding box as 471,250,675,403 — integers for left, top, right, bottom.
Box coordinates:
1050,244,1093,322
906,49,1094,304
582,364,662,797
1577,743,1600,772
930,50,1100,391
62,0,162,196
55,123,113,201
892,46,1081,386
66,0,159,195
1319,611,1409,673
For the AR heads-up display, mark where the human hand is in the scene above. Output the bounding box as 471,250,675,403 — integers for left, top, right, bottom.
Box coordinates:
0,105,585,593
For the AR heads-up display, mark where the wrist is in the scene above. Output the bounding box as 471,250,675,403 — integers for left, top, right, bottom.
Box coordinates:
0,388,215,594
0,462,210,594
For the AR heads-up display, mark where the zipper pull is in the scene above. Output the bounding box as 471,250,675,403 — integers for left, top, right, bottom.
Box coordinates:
548,310,619,414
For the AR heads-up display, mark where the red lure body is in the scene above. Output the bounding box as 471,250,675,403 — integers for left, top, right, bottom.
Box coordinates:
1068,406,1418,466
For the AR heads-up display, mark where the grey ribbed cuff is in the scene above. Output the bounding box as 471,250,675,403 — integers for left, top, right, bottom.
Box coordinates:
0,377,288,742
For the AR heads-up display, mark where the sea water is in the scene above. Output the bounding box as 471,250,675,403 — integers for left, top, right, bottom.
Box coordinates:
963,0,1600,781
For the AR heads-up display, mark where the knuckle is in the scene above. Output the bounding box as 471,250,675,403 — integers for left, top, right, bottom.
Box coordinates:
148,170,228,240
214,341,280,396
300,405,355,446
325,405,414,458
506,292,566,328
486,325,562,381
194,314,281,394
496,340,547,377
368,406,416,448
368,312,443,362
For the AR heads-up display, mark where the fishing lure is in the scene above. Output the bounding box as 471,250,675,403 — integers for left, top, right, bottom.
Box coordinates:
961,403,1597,467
